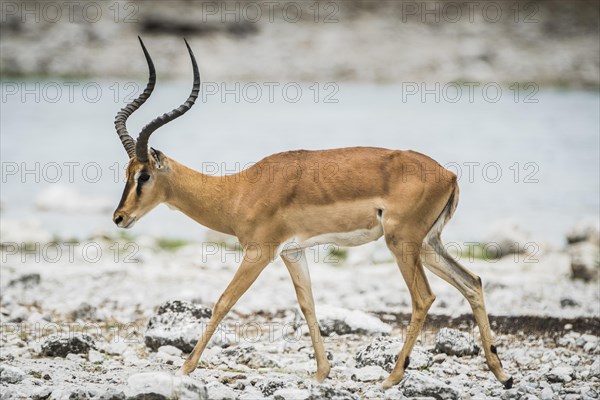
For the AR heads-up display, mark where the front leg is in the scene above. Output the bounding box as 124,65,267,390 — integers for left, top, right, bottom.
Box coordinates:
179,246,272,375
281,249,330,382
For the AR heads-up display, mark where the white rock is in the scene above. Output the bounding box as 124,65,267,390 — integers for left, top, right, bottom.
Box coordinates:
434,328,480,356
239,386,265,400
88,349,104,363
8,306,29,322
272,388,310,400
102,341,128,355
65,353,85,362
123,349,150,367
205,381,238,400
215,345,280,369
317,305,391,336
546,365,574,383
351,365,387,382
400,371,460,400
144,300,217,353
178,376,209,399
356,336,433,372
124,372,175,398
540,387,553,400
0,364,25,384
158,345,183,357
27,311,51,324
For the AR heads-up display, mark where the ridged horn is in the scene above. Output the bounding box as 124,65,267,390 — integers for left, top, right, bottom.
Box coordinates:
135,38,200,163
114,36,156,158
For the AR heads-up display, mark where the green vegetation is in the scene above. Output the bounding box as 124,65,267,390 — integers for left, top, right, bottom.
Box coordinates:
156,238,191,252
460,243,500,261
327,246,348,264
28,371,42,379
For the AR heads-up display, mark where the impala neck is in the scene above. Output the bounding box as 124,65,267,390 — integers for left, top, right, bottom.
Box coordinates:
164,159,236,236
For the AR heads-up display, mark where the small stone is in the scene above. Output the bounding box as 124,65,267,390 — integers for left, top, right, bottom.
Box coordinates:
540,387,553,400
400,371,460,400
351,365,387,382
273,388,310,400
65,353,85,362
205,381,237,400
0,364,25,384
31,386,53,400
317,305,391,336
8,306,29,323
307,385,359,400
144,300,214,353
96,388,126,400
435,328,480,356
88,349,104,363
41,334,95,358
216,345,280,369
433,353,447,363
103,341,128,356
124,372,174,399
239,386,264,400
65,388,90,400
356,336,433,372
157,345,182,357
560,298,580,308
257,379,286,397
546,365,574,383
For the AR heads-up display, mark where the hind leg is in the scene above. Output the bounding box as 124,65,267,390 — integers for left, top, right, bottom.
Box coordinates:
382,224,436,388
422,237,513,388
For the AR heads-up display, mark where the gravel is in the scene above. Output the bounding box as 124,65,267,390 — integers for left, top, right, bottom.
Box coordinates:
1,231,598,398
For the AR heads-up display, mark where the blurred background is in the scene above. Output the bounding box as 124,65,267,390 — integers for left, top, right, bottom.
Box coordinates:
1,0,598,244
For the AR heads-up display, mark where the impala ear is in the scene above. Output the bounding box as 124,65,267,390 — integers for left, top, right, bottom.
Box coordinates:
149,147,165,169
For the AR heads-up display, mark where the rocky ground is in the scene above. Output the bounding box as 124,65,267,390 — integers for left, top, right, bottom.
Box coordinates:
0,219,599,399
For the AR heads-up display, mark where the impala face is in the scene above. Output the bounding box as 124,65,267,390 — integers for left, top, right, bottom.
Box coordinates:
110,36,199,229
113,149,169,229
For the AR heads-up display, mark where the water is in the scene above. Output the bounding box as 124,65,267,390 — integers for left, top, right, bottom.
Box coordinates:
1,81,598,245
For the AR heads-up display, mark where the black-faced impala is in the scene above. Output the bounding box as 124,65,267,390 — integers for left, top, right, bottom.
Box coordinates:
112,37,513,389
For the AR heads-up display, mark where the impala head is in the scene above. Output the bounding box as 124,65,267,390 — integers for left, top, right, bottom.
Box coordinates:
112,37,200,229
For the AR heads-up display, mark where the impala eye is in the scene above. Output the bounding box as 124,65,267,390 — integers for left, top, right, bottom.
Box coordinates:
139,173,150,182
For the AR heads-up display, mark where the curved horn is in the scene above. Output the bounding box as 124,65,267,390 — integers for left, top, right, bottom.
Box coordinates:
114,36,156,158
135,39,200,163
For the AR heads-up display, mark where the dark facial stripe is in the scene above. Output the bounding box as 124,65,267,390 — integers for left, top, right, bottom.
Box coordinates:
136,168,149,196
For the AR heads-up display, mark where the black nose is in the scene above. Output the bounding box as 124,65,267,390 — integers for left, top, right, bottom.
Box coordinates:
114,215,123,225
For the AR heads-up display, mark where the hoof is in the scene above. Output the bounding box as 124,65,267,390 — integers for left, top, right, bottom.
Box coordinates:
315,365,331,383
503,376,514,389
382,377,399,389
178,362,196,376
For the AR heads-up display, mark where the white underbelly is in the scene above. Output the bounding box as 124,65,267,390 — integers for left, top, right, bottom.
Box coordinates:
296,224,384,249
